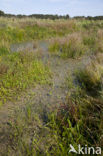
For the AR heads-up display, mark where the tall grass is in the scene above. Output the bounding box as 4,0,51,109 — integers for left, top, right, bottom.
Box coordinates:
0,40,10,56
76,53,103,96
0,18,79,46
49,33,87,58
95,29,103,53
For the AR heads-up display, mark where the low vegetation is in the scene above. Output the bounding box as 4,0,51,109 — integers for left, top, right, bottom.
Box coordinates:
49,27,103,59
1,57,103,155
0,51,51,106
0,17,103,155
76,53,103,95
49,32,87,58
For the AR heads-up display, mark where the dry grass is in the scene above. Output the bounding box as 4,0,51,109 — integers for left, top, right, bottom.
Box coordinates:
0,62,9,75
95,29,103,53
49,32,87,58
76,53,103,95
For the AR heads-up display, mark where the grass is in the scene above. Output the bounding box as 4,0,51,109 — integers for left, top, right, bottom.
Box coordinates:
49,33,87,59
95,29,103,53
0,17,103,57
44,54,103,155
76,53,103,96
49,22,103,59
82,29,103,54
0,51,51,106
47,90,103,155
0,17,103,155
0,18,78,45
1,53,103,155
0,41,10,56
1,85,103,155
0,18,80,59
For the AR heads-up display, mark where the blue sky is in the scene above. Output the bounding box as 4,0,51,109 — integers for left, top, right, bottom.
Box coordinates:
0,0,103,17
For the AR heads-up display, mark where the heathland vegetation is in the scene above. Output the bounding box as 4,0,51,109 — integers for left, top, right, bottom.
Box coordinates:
0,15,103,155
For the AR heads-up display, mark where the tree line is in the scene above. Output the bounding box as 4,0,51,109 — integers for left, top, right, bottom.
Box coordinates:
0,10,103,20
74,16,103,20
0,10,69,20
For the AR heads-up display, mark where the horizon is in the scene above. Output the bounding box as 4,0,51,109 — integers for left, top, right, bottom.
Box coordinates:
1,10,103,18
0,0,103,17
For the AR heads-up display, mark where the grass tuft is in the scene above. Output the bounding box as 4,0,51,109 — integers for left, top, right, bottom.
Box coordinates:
49,33,87,59
76,54,103,95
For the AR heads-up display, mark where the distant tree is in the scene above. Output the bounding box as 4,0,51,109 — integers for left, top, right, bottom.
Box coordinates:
0,10,5,16
74,16,85,19
6,14,16,18
0,10,70,20
17,14,26,18
65,14,70,19
29,14,70,20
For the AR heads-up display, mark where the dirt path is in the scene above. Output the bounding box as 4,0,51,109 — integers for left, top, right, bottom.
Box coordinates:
0,40,81,127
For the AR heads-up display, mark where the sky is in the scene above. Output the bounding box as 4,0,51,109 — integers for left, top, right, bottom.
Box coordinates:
0,0,103,17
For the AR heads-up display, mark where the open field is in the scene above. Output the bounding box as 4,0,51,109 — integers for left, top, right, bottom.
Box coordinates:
0,17,103,155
